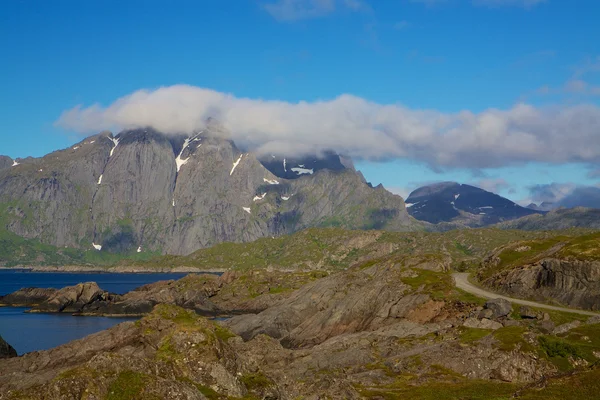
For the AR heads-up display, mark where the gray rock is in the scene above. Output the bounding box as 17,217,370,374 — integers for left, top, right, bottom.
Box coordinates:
553,320,582,335
477,309,494,319
0,335,17,359
538,320,556,333
519,306,538,319
587,315,600,325
0,156,13,171
503,320,521,327
463,317,503,330
0,128,418,257
30,282,104,313
484,298,512,319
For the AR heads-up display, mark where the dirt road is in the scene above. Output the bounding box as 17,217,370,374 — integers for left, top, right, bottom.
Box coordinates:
452,272,599,317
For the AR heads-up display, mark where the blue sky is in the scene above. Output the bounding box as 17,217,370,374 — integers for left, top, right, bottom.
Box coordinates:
1,0,599,204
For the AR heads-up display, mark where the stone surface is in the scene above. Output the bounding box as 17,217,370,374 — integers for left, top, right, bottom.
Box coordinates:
484,298,512,319
463,317,503,330
0,335,17,359
519,306,538,319
0,128,418,257
553,320,582,335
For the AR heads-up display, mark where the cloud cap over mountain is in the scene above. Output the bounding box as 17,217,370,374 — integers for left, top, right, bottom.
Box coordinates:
57,84,600,169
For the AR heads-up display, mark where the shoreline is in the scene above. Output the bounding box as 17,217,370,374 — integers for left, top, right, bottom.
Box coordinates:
0,265,227,274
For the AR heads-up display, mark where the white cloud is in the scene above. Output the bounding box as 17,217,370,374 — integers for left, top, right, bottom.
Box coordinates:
472,178,511,194
56,84,600,169
263,0,367,21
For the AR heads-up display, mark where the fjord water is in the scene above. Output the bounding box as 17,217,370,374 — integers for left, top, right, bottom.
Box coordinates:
0,269,189,355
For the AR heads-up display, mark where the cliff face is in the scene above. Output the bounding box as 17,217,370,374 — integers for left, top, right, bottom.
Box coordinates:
482,258,600,310
0,128,417,256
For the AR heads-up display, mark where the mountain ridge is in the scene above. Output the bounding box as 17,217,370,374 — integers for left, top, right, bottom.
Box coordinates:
405,181,542,226
0,128,419,257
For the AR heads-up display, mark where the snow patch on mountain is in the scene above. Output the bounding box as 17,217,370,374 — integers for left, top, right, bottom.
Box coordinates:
292,167,314,175
243,207,251,214
109,137,120,157
97,175,103,185
253,193,267,202
175,138,191,172
92,243,102,251
230,154,243,175
263,178,280,185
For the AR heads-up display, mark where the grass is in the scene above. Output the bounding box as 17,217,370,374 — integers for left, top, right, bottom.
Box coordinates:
106,370,149,400
492,326,535,353
459,327,492,344
239,372,272,391
356,379,518,400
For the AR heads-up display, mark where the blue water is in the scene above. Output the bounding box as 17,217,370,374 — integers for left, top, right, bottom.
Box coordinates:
0,270,201,355
0,269,191,296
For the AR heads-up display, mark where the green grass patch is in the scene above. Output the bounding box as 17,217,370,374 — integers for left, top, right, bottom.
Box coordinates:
492,326,535,352
459,327,492,344
106,370,149,400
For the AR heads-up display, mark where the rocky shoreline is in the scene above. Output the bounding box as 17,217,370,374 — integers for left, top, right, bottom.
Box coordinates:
0,265,227,274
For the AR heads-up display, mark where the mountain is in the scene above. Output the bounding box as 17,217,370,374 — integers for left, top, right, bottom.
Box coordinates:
0,128,418,257
496,207,600,230
405,181,541,226
0,156,14,171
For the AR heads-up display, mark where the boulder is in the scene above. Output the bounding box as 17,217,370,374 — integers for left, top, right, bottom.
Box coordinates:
31,282,104,313
519,306,538,319
484,298,512,319
0,336,17,359
463,317,503,330
553,320,582,335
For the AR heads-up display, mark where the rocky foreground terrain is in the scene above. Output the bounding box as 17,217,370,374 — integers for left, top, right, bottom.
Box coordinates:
3,228,600,398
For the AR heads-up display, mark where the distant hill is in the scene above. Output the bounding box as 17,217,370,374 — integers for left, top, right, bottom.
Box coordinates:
405,182,541,226
496,207,600,231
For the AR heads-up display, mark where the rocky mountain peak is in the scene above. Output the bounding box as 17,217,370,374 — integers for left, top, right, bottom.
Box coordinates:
0,129,417,256
405,181,541,226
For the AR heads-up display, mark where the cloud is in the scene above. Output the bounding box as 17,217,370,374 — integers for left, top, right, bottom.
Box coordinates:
56,84,600,169
528,183,576,204
263,0,367,21
472,178,511,194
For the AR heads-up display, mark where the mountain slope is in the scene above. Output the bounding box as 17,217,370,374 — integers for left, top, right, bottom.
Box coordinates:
496,207,600,230
405,182,541,226
0,128,418,256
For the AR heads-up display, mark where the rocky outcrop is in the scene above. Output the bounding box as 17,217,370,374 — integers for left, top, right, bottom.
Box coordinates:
0,128,417,258
0,287,57,306
0,303,562,399
0,336,17,359
482,258,600,310
81,274,221,316
0,156,13,171
28,282,105,313
226,263,453,348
